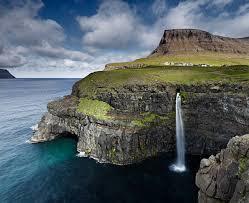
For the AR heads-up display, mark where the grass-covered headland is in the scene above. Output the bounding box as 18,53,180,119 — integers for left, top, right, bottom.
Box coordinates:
76,65,249,98
73,64,249,122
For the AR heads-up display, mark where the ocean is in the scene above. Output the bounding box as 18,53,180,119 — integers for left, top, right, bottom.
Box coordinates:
0,78,201,203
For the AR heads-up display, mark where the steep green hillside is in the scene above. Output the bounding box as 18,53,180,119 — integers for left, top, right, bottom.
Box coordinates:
74,65,249,98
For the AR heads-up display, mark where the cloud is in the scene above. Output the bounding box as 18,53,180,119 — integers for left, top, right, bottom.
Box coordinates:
209,0,233,8
0,0,91,71
1,0,249,77
77,0,249,55
151,0,168,17
0,0,65,47
32,41,92,61
77,0,164,53
77,0,140,49
0,51,26,67
161,0,249,37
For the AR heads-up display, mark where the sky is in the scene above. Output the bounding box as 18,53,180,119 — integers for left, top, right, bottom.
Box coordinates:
0,0,249,78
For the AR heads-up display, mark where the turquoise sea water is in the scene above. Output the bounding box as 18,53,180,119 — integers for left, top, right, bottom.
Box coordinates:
0,79,201,203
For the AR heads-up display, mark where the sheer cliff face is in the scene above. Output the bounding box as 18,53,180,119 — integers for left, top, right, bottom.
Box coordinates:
30,29,249,165
150,29,249,56
31,83,249,165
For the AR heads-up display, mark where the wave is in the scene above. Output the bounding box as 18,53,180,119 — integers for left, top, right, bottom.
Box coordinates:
25,139,32,144
76,152,86,157
30,124,38,131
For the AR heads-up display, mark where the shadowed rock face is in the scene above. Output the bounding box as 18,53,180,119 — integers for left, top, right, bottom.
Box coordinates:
196,134,249,203
31,95,175,165
31,82,249,165
0,69,15,79
150,29,249,56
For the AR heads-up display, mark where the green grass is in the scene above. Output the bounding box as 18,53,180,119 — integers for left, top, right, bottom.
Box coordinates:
77,98,112,120
107,53,249,68
76,98,175,124
238,157,249,177
131,112,175,127
131,113,158,127
76,65,249,98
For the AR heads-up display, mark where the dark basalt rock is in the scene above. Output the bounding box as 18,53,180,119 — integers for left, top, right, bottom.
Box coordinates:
31,95,175,165
196,134,249,203
31,82,249,165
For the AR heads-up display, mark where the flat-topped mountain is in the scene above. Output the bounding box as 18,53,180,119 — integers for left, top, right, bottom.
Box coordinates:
0,69,15,79
150,29,249,56
105,29,249,70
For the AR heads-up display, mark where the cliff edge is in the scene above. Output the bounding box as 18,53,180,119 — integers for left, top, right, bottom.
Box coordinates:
31,66,249,165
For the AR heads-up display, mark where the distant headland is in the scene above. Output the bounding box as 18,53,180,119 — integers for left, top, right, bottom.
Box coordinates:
0,69,15,79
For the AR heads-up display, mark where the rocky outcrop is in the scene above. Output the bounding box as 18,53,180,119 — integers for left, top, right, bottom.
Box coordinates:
31,95,175,165
31,82,249,165
150,29,249,56
196,134,249,203
0,69,15,79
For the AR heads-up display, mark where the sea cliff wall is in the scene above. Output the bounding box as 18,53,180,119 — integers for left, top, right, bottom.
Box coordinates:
31,83,249,165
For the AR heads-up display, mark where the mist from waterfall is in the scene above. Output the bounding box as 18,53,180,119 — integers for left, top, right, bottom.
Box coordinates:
170,92,186,173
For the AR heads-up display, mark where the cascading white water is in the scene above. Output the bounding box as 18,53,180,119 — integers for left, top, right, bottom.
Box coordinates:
170,92,186,172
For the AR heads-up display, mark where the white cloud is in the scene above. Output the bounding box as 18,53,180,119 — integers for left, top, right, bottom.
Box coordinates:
161,0,249,37
0,1,65,47
151,0,168,17
209,0,233,8
77,0,139,49
0,0,92,74
0,51,26,67
1,0,249,77
77,0,249,55
32,41,92,61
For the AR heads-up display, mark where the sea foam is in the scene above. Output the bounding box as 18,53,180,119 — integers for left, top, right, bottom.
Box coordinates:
25,140,32,144
30,124,38,131
76,152,87,157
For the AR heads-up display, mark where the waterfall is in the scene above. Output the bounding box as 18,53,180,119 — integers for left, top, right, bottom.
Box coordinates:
170,92,186,172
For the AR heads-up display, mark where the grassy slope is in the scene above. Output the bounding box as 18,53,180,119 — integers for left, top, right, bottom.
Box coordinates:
77,98,174,126
108,53,249,67
77,98,112,120
77,65,249,98
75,65,249,122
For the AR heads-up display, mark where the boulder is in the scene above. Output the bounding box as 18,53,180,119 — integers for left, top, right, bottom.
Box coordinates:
196,134,249,203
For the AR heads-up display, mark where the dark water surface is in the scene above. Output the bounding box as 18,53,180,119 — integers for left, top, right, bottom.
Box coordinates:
0,79,201,203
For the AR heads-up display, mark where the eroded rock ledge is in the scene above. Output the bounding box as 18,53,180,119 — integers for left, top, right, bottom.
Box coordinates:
31,82,249,165
196,134,249,203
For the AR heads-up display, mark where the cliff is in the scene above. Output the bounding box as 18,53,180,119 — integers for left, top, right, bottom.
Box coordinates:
196,134,249,203
150,29,249,56
0,69,15,79
31,66,249,165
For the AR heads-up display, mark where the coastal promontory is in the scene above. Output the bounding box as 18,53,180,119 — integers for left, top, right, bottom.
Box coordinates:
0,69,15,79
31,29,249,166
